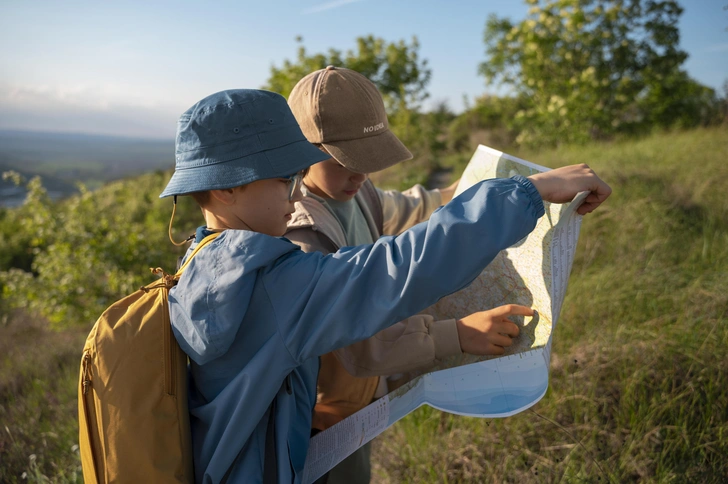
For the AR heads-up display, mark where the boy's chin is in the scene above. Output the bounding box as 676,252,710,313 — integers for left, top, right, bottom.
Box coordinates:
273,225,289,238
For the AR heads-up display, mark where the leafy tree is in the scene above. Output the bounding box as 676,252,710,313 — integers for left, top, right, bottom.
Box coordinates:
387,101,455,175
0,171,200,329
264,35,431,112
640,70,723,128
479,0,717,146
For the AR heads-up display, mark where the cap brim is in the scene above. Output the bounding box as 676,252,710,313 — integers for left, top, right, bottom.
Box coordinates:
322,129,413,174
160,139,330,198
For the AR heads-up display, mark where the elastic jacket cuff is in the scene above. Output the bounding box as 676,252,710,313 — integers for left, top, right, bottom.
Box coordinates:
511,175,545,219
430,318,463,359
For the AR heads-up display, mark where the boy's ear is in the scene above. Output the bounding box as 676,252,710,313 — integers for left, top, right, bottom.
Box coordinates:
209,188,237,206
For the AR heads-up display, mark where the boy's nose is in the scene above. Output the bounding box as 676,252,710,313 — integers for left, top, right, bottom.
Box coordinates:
350,172,368,183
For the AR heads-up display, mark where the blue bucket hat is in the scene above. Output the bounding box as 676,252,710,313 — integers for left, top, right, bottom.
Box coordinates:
160,89,329,198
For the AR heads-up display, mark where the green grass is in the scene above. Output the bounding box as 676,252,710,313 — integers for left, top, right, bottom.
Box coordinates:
371,126,728,483
0,313,86,483
1,126,727,482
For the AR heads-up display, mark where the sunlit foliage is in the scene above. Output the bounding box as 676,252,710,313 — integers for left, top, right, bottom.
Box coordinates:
0,171,200,329
479,0,722,146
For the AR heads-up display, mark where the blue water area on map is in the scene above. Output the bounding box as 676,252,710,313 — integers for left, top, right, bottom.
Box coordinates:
422,350,549,417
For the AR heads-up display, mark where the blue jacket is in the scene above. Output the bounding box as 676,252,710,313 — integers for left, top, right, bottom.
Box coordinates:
169,176,545,483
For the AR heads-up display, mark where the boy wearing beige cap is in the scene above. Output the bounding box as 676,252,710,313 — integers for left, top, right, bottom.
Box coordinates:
286,67,534,483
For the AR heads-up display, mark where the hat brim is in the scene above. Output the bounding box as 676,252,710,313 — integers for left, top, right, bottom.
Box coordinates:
322,129,412,174
160,139,330,198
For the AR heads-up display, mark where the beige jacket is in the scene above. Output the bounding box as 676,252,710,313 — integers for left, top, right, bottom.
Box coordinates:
285,179,462,430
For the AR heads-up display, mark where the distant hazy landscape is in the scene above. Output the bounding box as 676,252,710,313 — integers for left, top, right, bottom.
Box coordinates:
0,130,173,207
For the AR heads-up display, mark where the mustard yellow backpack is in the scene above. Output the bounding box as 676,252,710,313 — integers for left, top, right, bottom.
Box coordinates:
78,233,220,483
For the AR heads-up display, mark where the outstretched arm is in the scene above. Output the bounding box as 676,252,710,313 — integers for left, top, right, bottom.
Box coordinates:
334,304,531,377
333,314,461,377
271,167,611,363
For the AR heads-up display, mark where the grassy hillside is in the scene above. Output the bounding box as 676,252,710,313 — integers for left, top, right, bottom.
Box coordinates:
1,127,726,482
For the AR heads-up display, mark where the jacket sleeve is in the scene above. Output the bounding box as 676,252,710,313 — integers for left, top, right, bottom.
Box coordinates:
333,314,462,376
379,184,443,235
264,176,545,364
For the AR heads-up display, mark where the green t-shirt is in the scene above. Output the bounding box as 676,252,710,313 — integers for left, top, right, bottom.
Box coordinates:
302,186,373,247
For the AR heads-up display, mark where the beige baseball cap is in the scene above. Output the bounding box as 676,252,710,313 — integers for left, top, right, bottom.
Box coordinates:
288,66,412,174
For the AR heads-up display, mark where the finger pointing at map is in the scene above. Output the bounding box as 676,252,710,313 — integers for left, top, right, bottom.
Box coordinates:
456,304,534,356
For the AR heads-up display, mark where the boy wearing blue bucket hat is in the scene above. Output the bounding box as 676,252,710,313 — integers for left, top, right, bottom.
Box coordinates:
161,88,611,483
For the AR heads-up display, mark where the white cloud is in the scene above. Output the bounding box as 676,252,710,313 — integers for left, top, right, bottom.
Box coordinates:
0,82,177,112
302,0,364,14
0,83,180,138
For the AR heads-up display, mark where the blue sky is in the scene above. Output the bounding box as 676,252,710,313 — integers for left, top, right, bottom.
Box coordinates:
1,0,726,139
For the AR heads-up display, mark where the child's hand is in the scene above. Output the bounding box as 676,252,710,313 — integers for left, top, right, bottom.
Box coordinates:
455,304,533,355
527,164,612,215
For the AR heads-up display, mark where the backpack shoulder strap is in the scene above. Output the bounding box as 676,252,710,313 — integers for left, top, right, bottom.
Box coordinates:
175,232,222,277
